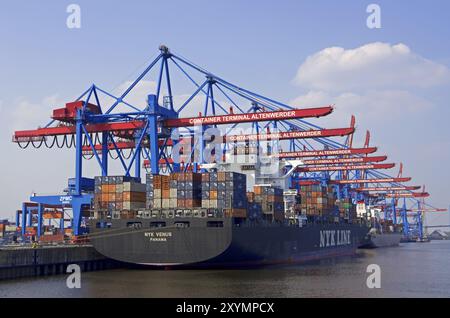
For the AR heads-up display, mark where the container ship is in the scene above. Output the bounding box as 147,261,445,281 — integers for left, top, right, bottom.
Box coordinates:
10,46,437,257
89,157,370,267
358,207,402,248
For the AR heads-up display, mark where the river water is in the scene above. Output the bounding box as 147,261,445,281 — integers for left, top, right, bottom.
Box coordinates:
1,240,449,298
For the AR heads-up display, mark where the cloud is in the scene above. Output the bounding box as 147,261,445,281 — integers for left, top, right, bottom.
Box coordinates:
114,80,157,110
289,42,447,129
290,89,433,122
10,95,64,131
293,42,450,92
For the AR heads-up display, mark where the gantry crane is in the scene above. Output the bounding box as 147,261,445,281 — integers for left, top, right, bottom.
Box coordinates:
11,45,439,239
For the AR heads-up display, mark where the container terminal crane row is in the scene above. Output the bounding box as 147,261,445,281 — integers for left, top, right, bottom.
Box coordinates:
11,45,443,243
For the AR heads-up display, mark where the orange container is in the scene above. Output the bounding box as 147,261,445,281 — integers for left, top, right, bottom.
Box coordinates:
123,192,146,202
43,212,64,219
162,189,170,199
224,208,247,218
185,199,201,208
153,175,162,189
39,234,64,243
218,172,226,182
26,227,37,235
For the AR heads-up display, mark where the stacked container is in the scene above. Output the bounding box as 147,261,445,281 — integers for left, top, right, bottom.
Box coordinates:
220,172,248,217
151,175,168,209
183,172,202,208
283,189,301,220
299,184,337,217
149,172,202,209
246,192,263,220
93,176,145,219
200,171,248,216
145,174,154,209
253,185,285,222
335,198,357,220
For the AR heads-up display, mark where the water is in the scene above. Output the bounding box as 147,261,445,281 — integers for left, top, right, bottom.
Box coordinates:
1,241,449,298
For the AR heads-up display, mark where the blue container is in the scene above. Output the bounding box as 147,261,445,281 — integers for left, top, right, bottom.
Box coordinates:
68,177,95,191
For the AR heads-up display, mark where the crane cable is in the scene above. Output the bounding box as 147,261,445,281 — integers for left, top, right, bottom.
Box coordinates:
17,140,31,149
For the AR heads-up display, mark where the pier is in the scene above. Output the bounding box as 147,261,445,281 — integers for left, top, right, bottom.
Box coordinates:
0,245,118,281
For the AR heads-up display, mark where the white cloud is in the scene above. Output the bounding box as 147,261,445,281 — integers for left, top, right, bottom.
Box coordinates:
294,42,450,92
114,80,157,110
10,95,64,131
290,89,433,122
290,42,446,129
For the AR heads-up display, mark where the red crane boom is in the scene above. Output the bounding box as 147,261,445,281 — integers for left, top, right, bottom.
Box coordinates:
385,192,430,198
275,147,377,158
329,177,412,184
164,106,334,127
13,121,145,141
225,127,354,142
355,186,421,192
302,155,386,165
297,163,395,172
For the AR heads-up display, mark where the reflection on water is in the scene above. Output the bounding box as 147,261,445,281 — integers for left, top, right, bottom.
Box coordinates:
1,241,449,298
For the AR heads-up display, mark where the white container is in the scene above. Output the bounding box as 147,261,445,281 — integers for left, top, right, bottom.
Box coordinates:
209,200,218,208
123,202,145,210
202,200,210,208
169,199,178,208
153,199,162,209
162,199,170,209
154,189,162,199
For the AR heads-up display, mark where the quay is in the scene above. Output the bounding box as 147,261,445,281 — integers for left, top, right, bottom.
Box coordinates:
0,245,118,281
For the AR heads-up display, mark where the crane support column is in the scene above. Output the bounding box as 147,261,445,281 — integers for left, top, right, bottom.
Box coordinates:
27,208,32,227
60,215,65,234
15,210,20,230
402,198,409,237
417,201,423,240
147,93,178,175
148,95,160,175
21,203,27,237
37,203,43,238
392,198,397,225
134,132,141,179
75,111,83,195
101,132,108,176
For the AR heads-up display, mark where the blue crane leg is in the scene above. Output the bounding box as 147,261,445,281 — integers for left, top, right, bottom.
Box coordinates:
101,132,108,176
21,202,26,237
148,95,160,175
37,204,43,238
75,117,83,195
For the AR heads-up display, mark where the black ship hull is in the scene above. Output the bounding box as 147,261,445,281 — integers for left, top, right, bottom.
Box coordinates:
359,232,402,248
89,218,370,267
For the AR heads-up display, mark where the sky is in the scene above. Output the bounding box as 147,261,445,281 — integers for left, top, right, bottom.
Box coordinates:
0,0,449,228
